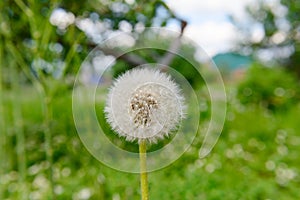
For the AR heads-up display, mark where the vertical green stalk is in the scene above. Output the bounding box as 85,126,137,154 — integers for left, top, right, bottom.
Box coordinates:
44,92,55,199
5,31,55,200
3,2,57,198
10,66,28,200
139,140,149,200
0,37,5,200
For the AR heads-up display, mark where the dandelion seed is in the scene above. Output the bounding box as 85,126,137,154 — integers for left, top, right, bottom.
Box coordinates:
105,67,185,143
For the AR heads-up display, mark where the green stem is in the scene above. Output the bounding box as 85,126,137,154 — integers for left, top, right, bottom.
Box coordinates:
11,67,28,200
139,140,149,200
44,94,55,199
0,36,5,200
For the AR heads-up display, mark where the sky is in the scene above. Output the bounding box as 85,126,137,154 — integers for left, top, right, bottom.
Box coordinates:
165,0,256,56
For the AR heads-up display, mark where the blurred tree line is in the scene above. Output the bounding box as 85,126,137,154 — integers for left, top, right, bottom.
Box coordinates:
235,0,300,77
0,0,189,88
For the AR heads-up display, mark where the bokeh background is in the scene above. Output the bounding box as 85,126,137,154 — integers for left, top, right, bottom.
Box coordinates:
1,0,300,199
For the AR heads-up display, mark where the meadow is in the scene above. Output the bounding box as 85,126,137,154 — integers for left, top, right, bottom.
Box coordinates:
1,65,300,200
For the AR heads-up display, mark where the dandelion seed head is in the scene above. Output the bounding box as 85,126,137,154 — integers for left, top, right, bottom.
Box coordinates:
105,67,185,143
129,89,158,127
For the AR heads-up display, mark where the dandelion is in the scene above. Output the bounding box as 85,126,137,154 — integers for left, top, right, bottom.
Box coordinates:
105,67,185,143
104,67,185,200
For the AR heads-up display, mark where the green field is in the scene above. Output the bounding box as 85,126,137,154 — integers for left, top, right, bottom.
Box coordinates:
1,74,300,199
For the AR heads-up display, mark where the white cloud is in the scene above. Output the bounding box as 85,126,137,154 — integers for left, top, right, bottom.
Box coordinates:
166,0,255,18
184,21,237,56
165,0,257,55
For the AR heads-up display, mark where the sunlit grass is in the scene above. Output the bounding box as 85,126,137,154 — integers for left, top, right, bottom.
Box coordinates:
1,84,300,199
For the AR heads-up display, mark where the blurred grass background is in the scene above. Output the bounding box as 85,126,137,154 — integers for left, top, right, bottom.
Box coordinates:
1,0,300,199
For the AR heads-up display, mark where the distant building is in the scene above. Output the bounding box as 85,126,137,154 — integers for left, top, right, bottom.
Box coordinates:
212,52,253,81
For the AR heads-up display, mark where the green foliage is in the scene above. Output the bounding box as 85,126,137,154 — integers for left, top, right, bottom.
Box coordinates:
237,64,300,111
0,0,180,89
109,34,204,90
2,84,300,199
235,0,300,76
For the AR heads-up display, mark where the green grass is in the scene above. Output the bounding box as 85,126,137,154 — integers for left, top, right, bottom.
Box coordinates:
1,85,300,200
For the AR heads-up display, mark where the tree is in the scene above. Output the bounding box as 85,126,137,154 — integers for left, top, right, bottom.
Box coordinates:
0,0,187,85
234,0,300,76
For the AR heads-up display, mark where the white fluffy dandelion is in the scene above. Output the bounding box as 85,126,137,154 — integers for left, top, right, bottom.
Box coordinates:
105,67,185,143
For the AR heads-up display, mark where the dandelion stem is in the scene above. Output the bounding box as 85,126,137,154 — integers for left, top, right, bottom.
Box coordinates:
139,139,149,200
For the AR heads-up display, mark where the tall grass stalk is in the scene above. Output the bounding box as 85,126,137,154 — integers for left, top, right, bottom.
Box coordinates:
10,66,28,199
6,37,56,199
0,36,5,200
43,92,55,198
5,1,82,198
